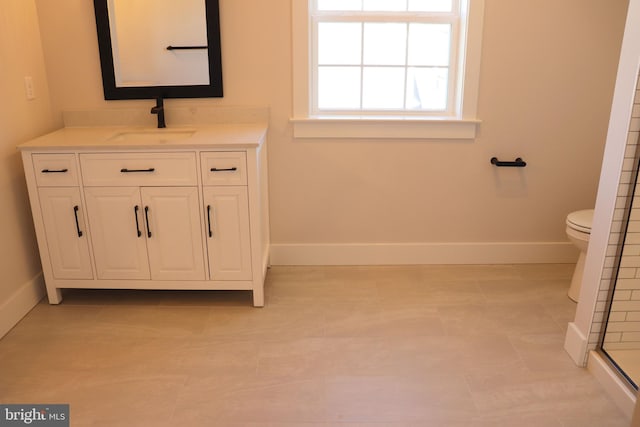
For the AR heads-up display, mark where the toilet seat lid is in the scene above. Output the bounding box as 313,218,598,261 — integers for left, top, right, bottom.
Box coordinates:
566,209,594,233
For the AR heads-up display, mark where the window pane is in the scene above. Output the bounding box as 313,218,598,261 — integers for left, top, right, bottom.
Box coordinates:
317,0,453,13
363,67,405,109
408,0,453,12
406,67,448,110
317,0,362,11
408,24,450,66
318,66,361,110
362,0,407,11
318,23,362,65
363,23,407,66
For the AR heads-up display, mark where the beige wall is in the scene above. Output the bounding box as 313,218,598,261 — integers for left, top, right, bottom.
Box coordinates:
0,0,55,302
34,0,628,247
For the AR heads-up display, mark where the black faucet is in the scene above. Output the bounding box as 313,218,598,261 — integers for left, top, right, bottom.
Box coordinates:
150,96,166,128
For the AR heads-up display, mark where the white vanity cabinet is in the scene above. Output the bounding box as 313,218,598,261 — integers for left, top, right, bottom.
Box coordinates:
201,152,252,281
84,186,206,281
83,186,152,280
19,125,270,307
37,187,94,280
80,152,205,281
31,153,94,280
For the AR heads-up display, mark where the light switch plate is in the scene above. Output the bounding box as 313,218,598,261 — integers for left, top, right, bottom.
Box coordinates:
24,76,35,100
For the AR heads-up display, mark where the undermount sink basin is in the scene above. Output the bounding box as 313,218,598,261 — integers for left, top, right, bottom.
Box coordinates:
108,130,195,144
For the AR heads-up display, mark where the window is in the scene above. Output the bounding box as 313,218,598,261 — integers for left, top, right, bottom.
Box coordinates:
292,0,484,139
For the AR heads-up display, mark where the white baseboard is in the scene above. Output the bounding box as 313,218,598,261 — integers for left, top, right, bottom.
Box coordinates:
588,351,636,419
564,321,589,366
0,273,45,339
270,242,578,266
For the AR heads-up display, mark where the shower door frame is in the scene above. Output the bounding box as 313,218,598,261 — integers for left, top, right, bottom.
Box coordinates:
596,131,640,391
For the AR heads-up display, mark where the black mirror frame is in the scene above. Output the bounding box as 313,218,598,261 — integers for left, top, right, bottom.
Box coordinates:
93,0,223,100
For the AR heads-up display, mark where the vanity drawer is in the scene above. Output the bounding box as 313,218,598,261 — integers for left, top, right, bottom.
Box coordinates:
80,153,197,186
33,154,79,187
201,152,247,186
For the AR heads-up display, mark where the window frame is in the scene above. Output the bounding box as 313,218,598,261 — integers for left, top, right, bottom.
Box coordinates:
291,0,484,139
311,6,460,116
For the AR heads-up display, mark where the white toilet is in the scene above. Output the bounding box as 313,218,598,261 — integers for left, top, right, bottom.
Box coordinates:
565,209,594,302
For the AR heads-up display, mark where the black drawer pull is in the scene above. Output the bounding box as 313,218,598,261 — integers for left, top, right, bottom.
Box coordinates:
73,205,83,237
490,157,527,167
210,167,237,172
42,168,68,174
134,205,142,238
144,206,152,238
120,168,156,173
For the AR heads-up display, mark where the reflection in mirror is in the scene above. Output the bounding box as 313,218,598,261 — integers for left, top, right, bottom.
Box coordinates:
109,0,209,87
93,0,223,99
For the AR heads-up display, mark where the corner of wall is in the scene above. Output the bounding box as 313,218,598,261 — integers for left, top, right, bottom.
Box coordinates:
0,274,45,339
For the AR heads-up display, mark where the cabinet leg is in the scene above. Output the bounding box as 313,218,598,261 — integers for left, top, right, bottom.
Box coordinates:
46,288,63,304
252,288,264,307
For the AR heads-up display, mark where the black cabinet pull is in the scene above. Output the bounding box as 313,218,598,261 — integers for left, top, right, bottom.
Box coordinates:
144,206,152,238
490,157,527,167
73,205,83,237
210,167,237,172
134,205,142,237
42,168,68,173
207,205,213,237
120,168,156,173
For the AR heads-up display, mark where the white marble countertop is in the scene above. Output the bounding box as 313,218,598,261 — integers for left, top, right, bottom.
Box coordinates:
17,123,268,151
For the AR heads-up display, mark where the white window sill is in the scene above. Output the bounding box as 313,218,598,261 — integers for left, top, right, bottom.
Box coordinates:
290,116,481,139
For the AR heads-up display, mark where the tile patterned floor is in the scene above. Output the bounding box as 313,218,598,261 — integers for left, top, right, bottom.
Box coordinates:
0,264,631,426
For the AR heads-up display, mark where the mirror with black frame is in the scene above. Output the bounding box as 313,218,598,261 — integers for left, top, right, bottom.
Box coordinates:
93,0,223,100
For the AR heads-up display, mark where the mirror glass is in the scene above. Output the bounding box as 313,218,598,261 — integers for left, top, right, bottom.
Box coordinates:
93,0,223,99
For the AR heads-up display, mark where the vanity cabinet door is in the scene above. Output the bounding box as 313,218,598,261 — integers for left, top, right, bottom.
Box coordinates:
203,187,252,280
141,187,206,281
84,187,151,280
38,187,93,279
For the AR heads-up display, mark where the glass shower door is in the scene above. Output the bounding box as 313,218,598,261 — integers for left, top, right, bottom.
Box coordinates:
600,146,640,390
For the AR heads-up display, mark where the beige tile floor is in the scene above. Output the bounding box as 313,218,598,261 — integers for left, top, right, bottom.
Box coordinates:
0,264,631,426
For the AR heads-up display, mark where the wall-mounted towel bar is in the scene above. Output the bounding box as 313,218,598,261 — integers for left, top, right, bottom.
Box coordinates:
490,157,527,167
166,45,208,51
